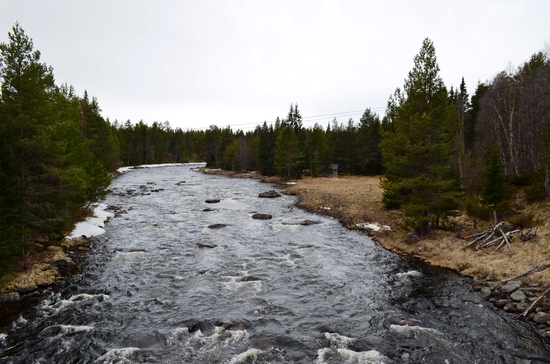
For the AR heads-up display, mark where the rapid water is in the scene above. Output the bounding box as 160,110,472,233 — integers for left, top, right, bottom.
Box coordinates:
1,164,549,363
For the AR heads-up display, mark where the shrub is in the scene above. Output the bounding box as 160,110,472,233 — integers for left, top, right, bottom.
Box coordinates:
508,212,535,229
524,182,548,202
465,198,493,220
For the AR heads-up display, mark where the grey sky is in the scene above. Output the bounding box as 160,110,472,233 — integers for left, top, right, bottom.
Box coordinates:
1,1,549,130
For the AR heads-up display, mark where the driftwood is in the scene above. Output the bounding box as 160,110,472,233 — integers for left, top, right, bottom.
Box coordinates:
522,288,550,318
460,222,521,251
502,263,550,284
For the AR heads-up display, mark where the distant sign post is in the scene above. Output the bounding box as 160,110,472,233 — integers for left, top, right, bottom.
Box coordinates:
331,164,338,178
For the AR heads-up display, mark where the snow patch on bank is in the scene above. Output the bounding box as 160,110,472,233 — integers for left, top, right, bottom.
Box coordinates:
117,162,205,174
356,222,391,231
65,203,113,239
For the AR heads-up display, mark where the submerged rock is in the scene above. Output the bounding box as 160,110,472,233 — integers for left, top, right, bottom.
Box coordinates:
197,243,217,249
238,276,261,282
300,219,321,226
217,321,247,331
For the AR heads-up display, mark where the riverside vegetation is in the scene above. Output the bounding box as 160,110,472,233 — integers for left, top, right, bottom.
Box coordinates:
1,22,550,327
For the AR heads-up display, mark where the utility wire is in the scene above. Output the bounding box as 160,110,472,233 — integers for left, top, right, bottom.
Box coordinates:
184,106,387,131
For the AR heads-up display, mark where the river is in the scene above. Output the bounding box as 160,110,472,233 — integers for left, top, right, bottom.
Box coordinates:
1,164,549,363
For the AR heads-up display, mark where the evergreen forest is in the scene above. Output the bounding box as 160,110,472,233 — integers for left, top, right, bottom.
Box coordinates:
1,24,550,275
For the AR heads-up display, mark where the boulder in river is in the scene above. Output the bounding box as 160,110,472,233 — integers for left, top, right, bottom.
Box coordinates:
0,292,21,304
207,223,228,229
300,219,321,226
205,199,221,203
252,213,272,220
258,190,281,198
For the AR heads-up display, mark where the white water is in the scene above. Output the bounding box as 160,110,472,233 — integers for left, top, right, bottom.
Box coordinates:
1,164,549,363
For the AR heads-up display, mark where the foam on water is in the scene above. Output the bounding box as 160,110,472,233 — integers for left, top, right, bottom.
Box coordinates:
179,326,250,361
114,251,147,259
224,276,262,293
315,332,389,364
396,270,422,280
41,293,109,314
227,348,263,364
390,324,455,352
96,347,140,364
324,332,356,348
60,325,94,334
278,253,299,267
316,347,388,364
390,324,441,338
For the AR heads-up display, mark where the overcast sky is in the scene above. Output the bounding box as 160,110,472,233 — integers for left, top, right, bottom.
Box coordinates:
1,1,549,131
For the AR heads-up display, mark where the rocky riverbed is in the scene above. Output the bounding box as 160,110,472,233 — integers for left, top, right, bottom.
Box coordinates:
468,276,550,337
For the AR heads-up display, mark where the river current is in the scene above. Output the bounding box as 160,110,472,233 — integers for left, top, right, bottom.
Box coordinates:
1,164,549,363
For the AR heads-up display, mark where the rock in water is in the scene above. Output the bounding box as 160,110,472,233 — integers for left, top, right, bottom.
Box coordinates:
205,199,221,203
207,223,228,229
197,243,217,249
258,190,281,198
252,213,272,220
0,292,21,304
300,219,321,226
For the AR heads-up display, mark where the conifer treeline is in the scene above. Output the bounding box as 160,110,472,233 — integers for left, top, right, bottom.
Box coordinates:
112,104,385,179
1,24,550,273
0,24,120,272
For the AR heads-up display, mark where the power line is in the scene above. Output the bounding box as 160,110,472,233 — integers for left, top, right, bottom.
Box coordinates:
184,106,387,132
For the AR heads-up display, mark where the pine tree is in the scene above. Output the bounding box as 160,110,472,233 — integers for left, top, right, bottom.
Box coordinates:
380,38,461,235
0,23,59,245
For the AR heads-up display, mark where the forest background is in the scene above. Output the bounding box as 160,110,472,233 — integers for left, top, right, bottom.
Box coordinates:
1,23,550,280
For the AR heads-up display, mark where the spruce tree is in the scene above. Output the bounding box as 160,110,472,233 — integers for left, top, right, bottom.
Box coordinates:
380,38,461,235
481,144,509,206
274,126,304,180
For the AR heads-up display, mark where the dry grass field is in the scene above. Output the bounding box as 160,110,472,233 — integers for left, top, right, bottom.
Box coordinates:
283,176,550,285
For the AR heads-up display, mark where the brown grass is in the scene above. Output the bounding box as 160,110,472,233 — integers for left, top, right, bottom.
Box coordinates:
283,175,550,286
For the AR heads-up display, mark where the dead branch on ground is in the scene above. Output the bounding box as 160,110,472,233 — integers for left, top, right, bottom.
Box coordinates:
460,222,520,251
502,263,550,284
521,288,550,318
